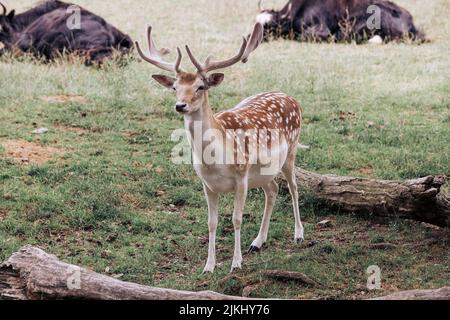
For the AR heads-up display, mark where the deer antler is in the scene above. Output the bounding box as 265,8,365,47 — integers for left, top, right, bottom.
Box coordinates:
185,23,263,76
135,26,183,73
242,22,264,63
1,2,7,16
258,0,265,11
185,37,247,76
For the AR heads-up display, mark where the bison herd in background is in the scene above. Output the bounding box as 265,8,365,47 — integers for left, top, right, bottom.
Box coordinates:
0,0,132,64
257,0,425,42
0,0,425,64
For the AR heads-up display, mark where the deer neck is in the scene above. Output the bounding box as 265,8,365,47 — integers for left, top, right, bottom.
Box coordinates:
184,92,223,163
184,92,221,136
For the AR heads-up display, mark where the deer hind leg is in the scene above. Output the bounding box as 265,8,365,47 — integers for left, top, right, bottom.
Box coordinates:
281,150,304,243
248,180,279,253
231,175,248,272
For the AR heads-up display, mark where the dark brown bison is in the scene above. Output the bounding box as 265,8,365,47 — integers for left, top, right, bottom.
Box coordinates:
0,0,133,63
256,0,425,43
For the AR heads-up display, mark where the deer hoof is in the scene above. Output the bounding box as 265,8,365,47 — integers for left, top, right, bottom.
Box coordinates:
202,264,215,274
248,245,261,254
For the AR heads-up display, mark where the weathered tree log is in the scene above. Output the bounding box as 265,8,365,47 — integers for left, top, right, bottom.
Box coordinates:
1,246,448,300
293,169,450,228
0,246,247,300
371,287,450,300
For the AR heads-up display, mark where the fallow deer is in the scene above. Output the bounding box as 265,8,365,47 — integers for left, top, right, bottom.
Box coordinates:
136,23,304,273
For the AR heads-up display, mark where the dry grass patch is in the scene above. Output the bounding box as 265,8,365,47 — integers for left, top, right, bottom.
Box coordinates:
358,166,374,177
0,139,62,165
54,125,90,135
120,192,142,209
0,208,9,221
40,94,88,104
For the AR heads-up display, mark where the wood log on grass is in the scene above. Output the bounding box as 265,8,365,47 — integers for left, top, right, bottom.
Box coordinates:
1,247,449,300
372,287,450,300
293,169,449,228
0,246,245,300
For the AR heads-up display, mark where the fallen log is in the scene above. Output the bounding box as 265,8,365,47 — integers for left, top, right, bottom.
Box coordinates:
371,287,450,300
293,169,450,228
0,246,247,300
1,246,448,300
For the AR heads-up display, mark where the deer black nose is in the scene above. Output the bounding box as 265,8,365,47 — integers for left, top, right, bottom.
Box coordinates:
176,103,187,112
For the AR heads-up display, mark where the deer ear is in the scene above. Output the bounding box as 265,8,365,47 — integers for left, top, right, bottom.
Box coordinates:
152,75,176,89
7,10,15,19
207,73,224,87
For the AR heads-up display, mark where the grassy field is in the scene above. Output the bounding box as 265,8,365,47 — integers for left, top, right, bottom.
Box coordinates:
0,0,449,299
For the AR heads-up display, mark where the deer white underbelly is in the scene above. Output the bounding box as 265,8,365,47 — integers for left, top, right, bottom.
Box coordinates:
193,141,289,193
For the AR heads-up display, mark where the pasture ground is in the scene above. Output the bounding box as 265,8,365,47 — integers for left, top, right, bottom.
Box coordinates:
0,0,449,299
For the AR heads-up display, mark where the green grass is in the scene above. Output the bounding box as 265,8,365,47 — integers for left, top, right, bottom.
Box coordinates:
0,0,449,299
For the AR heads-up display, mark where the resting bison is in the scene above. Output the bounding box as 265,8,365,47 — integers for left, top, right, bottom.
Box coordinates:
0,0,133,63
256,0,425,43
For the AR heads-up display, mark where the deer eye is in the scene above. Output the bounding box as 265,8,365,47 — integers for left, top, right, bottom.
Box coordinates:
197,86,205,92
172,86,176,91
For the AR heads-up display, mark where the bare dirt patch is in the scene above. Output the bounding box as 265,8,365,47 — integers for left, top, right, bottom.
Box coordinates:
0,139,61,165
41,94,88,104
332,111,357,122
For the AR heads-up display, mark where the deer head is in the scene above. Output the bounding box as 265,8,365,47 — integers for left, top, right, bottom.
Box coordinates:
135,23,263,115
